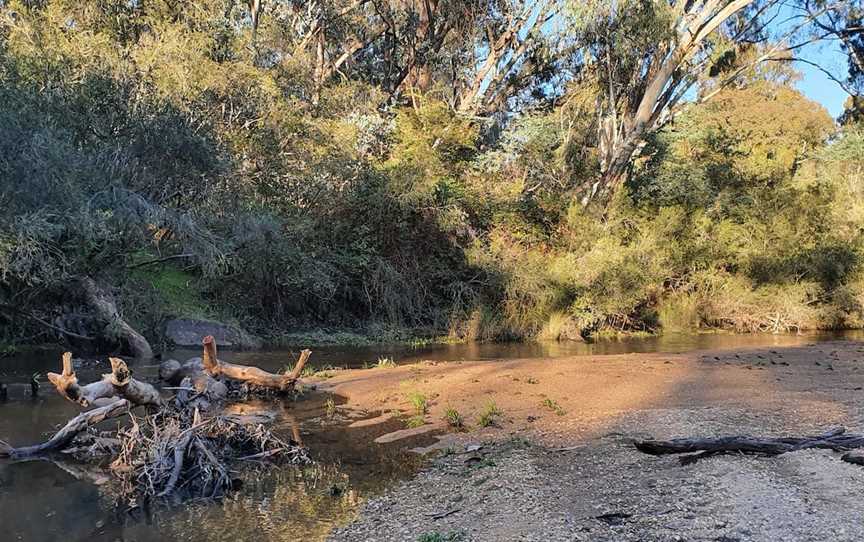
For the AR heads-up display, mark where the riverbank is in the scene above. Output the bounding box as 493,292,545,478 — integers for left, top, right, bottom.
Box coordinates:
316,339,864,541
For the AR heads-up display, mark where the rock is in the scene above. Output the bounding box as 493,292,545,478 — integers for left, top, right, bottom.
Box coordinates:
349,413,394,428
158,359,182,383
163,318,263,350
374,422,445,444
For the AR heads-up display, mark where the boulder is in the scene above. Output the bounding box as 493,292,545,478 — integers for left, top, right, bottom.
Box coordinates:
163,318,263,350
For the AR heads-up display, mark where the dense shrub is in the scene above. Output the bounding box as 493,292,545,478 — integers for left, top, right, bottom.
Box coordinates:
2,0,863,347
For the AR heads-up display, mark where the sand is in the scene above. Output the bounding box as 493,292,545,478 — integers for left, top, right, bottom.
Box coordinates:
315,339,864,541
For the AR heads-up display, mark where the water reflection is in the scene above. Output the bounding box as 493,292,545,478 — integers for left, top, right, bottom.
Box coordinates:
164,329,864,374
0,366,427,542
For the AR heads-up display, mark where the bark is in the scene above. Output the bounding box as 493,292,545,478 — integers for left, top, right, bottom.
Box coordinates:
201,335,310,392
635,427,864,465
48,352,162,408
80,277,153,359
591,0,758,203
0,399,130,459
458,0,555,113
249,0,262,45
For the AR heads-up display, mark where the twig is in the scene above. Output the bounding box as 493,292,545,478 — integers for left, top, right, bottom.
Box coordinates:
0,304,94,340
126,253,195,269
426,508,461,520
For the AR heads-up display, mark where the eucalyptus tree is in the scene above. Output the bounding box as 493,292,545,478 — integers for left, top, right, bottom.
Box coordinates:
251,0,565,111
569,0,857,205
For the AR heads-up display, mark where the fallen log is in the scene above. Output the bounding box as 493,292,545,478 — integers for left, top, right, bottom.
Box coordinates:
47,352,162,408
634,427,864,465
201,335,310,392
80,277,153,359
0,399,130,459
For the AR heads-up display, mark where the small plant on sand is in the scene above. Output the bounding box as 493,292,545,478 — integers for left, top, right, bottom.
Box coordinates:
526,377,539,384
296,364,338,379
476,400,502,428
376,356,397,368
418,531,465,542
406,415,426,428
407,391,428,415
324,396,336,418
542,398,566,416
443,406,464,430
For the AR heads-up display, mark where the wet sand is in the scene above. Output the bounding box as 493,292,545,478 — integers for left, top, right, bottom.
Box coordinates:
319,339,864,541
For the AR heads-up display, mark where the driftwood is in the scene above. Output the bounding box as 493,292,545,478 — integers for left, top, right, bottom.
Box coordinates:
80,277,152,359
47,352,162,408
111,408,308,499
0,399,130,459
202,335,310,392
635,427,864,465
2,341,313,502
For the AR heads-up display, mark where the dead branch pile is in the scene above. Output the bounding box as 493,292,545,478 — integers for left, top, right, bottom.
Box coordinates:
112,406,309,502
0,337,314,503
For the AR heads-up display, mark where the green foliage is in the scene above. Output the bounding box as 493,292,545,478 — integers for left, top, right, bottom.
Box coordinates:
128,264,210,320
476,400,502,428
443,407,465,430
541,398,566,416
418,531,465,542
1,0,863,350
407,392,428,416
405,415,426,429
324,397,337,418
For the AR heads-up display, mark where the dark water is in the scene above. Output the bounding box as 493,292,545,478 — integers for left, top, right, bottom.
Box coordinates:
1,331,862,541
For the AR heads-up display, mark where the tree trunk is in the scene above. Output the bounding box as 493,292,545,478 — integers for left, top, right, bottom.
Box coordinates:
586,0,758,205
80,277,153,359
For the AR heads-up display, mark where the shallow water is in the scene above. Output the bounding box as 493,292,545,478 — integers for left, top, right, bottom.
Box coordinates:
1,331,862,541
164,329,864,374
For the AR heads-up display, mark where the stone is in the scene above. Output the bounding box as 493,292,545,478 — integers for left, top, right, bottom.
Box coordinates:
163,318,263,349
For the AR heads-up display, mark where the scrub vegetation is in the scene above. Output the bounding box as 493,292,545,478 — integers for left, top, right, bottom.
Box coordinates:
1,0,864,352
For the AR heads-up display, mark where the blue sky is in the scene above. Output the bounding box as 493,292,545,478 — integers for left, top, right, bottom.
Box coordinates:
795,40,850,118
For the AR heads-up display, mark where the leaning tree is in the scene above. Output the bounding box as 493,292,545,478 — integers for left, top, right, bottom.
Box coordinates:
570,0,860,204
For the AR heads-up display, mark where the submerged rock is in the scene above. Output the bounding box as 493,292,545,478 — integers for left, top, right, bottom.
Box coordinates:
163,318,263,349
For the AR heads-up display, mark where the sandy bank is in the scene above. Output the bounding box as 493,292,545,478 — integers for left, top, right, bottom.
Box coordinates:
313,340,864,541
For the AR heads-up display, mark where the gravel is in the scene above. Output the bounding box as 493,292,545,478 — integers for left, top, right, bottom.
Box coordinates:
330,405,864,542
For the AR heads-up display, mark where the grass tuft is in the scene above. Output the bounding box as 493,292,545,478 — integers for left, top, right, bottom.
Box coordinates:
443,406,464,430
541,397,566,416
407,391,428,415
476,400,502,428
418,531,465,542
